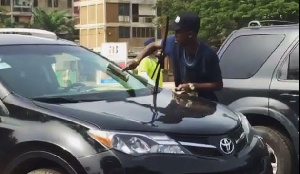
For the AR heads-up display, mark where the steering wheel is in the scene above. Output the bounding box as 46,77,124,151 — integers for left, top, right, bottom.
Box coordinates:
62,83,87,93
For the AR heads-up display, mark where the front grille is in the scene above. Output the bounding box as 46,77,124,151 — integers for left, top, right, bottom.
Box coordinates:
168,134,222,157
184,145,222,157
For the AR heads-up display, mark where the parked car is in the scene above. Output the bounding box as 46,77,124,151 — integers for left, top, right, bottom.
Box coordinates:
0,29,272,174
217,21,299,174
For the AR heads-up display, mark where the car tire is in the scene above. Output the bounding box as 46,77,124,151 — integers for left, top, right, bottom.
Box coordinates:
254,126,295,174
28,169,64,174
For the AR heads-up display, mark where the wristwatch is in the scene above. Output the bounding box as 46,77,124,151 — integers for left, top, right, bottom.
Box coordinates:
188,83,196,91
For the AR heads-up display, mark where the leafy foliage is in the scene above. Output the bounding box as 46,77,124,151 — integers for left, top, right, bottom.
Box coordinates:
31,8,75,36
157,0,299,47
0,8,14,28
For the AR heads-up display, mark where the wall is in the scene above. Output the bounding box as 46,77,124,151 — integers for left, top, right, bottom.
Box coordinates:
80,28,105,48
106,3,118,23
106,27,119,42
80,6,87,24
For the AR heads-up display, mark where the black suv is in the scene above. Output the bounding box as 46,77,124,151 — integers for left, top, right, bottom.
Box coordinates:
0,31,273,174
217,21,299,174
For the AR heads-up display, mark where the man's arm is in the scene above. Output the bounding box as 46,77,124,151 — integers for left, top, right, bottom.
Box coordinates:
123,40,162,71
136,40,162,63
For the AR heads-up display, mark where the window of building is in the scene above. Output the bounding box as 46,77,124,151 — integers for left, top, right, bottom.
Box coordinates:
119,3,130,16
119,27,130,38
132,4,139,22
132,27,137,38
220,34,285,79
48,0,58,7
48,0,52,7
54,0,58,7
141,28,146,38
67,0,72,8
132,27,155,38
34,0,38,7
1,0,10,6
14,16,19,23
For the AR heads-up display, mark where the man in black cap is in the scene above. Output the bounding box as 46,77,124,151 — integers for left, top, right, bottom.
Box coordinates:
124,12,223,102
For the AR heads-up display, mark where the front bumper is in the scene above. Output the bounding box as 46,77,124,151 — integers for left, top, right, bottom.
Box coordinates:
78,136,272,174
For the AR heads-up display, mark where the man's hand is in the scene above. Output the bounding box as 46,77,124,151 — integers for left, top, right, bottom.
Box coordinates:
123,59,140,71
176,84,192,93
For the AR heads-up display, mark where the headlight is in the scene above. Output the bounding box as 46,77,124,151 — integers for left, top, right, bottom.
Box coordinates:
88,130,191,156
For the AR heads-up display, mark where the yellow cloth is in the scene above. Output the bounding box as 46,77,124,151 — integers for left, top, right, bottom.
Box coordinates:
138,57,163,87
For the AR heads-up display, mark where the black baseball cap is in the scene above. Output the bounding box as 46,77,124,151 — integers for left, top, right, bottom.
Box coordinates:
169,13,201,34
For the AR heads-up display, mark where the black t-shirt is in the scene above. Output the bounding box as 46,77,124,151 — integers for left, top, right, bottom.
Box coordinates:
164,36,222,102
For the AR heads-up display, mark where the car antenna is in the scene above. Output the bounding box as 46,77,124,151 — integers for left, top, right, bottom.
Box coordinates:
152,16,170,109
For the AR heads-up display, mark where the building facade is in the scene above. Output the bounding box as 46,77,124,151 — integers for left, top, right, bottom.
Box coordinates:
0,0,75,24
75,0,160,51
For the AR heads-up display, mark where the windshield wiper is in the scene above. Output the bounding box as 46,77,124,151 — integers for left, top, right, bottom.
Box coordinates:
32,97,99,104
148,16,169,115
152,16,169,95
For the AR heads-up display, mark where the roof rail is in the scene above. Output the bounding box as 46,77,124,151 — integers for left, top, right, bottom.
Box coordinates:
248,20,298,27
0,28,58,39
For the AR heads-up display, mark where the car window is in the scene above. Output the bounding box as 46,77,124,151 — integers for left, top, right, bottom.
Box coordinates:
288,45,299,80
279,44,299,81
0,45,153,99
220,34,285,79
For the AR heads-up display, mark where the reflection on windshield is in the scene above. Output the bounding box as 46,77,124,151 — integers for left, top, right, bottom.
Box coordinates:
0,45,152,100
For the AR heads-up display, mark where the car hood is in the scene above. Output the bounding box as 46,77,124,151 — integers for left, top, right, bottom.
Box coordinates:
35,90,240,135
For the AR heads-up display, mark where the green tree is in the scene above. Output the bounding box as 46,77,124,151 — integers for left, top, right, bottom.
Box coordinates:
31,8,76,40
0,8,14,28
157,0,299,47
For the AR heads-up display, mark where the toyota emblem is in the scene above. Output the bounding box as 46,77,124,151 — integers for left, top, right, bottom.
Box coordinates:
220,138,235,155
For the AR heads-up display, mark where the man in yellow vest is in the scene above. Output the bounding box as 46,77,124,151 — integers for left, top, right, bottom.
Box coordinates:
137,38,163,87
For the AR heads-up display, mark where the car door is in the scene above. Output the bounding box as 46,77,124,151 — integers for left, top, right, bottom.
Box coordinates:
270,42,299,128
0,100,17,172
269,42,299,160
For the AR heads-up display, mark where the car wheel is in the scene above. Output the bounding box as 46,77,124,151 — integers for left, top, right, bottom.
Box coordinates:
254,126,295,174
28,169,64,174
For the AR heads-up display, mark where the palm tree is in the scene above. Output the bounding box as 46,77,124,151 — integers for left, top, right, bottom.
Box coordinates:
31,8,76,39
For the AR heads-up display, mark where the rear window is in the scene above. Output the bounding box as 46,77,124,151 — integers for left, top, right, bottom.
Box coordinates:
220,34,285,79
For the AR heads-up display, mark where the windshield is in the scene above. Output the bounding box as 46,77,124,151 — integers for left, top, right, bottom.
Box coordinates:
0,45,154,101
